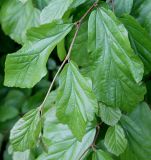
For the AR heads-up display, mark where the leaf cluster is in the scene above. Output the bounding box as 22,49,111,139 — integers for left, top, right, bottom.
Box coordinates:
0,0,151,159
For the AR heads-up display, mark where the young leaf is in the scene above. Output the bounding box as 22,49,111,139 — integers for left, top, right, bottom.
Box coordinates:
10,108,41,151
37,107,96,160
99,103,121,126
56,61,98,140
0,0,40,44
104,124,127,156
92,149,113,160
86,7,146,111
4,22,73,88
120,14,151,75
40,0,73,24
120,102,151,159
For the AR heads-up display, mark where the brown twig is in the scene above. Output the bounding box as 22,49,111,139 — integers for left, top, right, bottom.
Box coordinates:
39,0,99,112
79,123,102,160
91,124,101,148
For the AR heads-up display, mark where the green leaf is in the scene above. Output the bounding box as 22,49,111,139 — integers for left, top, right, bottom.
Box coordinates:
56,61,98,140
92,149,113,160
13,150,34,160
37,107,96,160
40,0,73,24
67,20,88,66
132,0,151,37
70,0,87,8
0,90,26,122
0,0,40,44
2,90,26,109
104,124,127,156
0,106,18,122
4,22,73,88
99,103,121,126
120,14,151,75
10,108,41,151
112,0,133,16
86,7,146,111
119,145,138,160
57,39,67,61
120,102,151,159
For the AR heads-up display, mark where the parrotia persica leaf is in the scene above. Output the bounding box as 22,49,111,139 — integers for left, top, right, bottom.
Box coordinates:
4,22,73,88
112,0,133,16
37,107,96,160
120,14,151,75
92,149,113,160
120,102,151,159
99,103,121,126
104,124,127,156
0,0,40,44
86,7,146,111
40,0,73,24
10,108,41,151
133,0,151,37
56,61,98,140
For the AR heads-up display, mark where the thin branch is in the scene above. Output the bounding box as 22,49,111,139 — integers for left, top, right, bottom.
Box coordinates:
39,0,99,112
79,123,102,160
77,0,99,24
91,125,101,148
39,25,80,113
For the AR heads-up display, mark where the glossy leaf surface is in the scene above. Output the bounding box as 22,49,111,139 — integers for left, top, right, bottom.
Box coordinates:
104,124,127,156
4,22,73,88
40,0,73,24
92,149,113,160
56,61,98,140
0,0,40,44
120,14,151,75
37,107,96,160
87,7,145,111
120,102,151,159
10,109,41,151
99,103,121,126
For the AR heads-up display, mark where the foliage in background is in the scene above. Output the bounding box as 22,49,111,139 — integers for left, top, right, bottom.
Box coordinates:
0,0,151,159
